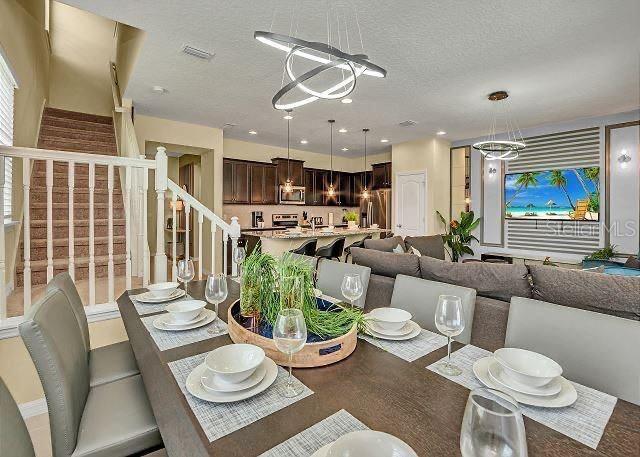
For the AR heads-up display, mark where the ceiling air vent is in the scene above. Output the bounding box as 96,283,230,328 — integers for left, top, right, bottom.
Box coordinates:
398,120,418,127
222,123,237,130
182,45,214,60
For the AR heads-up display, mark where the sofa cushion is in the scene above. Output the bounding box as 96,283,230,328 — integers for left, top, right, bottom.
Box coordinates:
625,256,640,269
351,247,420,278
364,236,406,252
528,264,640,320
419,256,532,302
404,235,446,260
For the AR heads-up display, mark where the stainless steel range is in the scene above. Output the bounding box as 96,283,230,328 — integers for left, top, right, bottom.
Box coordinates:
272,213,299,227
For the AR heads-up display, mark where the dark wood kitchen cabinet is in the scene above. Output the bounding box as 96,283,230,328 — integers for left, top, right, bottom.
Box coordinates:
372,162,392,189
250,163,277,204
223,159,249,204
305,168,327,206
272,158,304,188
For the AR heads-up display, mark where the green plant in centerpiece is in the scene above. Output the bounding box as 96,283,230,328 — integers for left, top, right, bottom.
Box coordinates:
239,249,277,322
585,244,620,261
436,210,481,262
344,211,358,222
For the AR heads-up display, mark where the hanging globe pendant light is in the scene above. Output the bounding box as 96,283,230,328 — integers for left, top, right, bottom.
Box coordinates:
473,91,526,161
361,128,370,199
283,109,294,193
327,120,336,197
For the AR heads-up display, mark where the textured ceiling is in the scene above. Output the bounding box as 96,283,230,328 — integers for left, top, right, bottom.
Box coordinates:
60,0,640,156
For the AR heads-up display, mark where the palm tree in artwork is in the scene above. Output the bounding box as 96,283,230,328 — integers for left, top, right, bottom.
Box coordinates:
549,170,575,211
505,172,540,208
582,167,600,194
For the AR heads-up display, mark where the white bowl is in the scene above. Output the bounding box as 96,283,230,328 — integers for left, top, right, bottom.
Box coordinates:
165,300,206,323
370,224,379,229
147,281,180,298
204,344,265,384
368,307,412,332
327,431,417,457
494,348,563,388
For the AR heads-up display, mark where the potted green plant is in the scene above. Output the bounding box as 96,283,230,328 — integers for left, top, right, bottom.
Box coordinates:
583,244,623,269
344,210,359,229
436,211,481,262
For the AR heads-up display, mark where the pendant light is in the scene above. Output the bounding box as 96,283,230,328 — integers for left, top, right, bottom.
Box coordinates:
327,119,336,197
361,128,370,199
472,91,525,161
283,109,294,192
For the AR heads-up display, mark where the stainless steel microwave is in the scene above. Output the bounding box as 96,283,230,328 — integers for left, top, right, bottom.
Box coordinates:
279,185,306,205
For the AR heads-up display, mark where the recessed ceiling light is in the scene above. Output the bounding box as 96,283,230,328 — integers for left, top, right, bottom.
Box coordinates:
300,139,308,144
283,114,293,120
341,147,349,151
341,98,353,104
380,139,389,143
249,130,258,135
338,128,348,133
437,131,447,135
152,85,166,94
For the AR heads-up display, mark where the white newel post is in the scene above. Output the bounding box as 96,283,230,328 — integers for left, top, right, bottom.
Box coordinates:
0,156,6,319
154,146,168,282
230,216,241,277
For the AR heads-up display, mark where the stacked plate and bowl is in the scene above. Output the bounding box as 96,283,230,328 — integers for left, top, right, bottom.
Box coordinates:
364,308,421,341
153,299,216,331
311,430,417,457
473,347,577,407
136,282,186,303
186,344,279,403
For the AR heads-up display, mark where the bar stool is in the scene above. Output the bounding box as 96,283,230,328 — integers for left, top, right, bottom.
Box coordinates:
315,237,346,261
289,238,318,256
344,235,372,263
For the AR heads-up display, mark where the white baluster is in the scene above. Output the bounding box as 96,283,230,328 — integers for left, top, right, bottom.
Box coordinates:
88,163,96,305
154,147,168,282
107,164,114,303
223,230,228,276
46,159,53,282
0,157,6,319
185,203,190,261
125,165,132,290
22,158,31,312
68,162,75,282
210,223,216,274
142,166,149,287
171,193,177,281
197,212,203,280
230,217,241,277
136,162,144,277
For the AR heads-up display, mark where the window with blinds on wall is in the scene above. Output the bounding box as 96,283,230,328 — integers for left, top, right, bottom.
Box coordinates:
0,52,17,222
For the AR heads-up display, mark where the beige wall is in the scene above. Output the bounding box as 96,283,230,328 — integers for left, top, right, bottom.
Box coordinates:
392,137,451,235
114,23,145,100
0,0,51,286
451,147,468,218
48,1,114,116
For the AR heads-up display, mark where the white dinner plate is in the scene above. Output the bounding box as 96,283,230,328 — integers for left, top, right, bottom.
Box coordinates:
163,310,208,328
473,357,577,408
153,309,216,331
366,318,414,337
201,359,268,393
366,320,421,341
134,289,186,303
488,358,562,397
186,357,278,403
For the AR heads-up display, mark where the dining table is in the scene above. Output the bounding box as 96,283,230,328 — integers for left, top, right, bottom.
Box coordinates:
117,279,640,456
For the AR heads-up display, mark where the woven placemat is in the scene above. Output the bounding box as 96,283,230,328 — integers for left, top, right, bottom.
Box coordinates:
259,409,368,457
359,328,448,362
168,352,313,442
426,345,617,449
140,313,228,351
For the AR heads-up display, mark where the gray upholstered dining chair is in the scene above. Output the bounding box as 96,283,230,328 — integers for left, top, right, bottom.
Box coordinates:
316,259,371,308
390,275,476,344
19,288,162,457
507,296,640,405
1,377,35,457
47,272,139,387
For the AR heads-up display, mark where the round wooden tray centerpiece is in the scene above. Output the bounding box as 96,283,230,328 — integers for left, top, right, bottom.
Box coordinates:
227,300,358,368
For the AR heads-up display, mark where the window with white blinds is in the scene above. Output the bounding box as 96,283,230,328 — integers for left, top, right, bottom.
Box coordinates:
0,53,17,222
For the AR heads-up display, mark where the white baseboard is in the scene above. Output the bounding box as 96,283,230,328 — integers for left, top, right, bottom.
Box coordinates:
19,397,47,419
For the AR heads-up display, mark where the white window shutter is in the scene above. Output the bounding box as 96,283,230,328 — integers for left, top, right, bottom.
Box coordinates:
0,54,16,221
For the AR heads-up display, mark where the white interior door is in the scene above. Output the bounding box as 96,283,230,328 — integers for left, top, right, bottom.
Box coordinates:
395,171,426,237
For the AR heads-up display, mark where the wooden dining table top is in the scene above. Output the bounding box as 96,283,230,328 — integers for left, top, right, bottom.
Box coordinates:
117,279,640,457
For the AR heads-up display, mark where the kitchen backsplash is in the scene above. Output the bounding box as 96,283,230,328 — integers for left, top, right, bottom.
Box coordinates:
223,204,359,228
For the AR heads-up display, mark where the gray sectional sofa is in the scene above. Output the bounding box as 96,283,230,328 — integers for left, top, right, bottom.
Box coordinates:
350,247,640,351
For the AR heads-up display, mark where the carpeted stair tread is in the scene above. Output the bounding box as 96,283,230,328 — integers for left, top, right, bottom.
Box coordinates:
42,107,113,125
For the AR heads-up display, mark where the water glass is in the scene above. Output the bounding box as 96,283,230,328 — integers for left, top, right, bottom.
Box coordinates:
273,308,307,398
460,388,528,457
177,259,195,295
205,273,228,334
340,274,363,305
233,246,246,277
434,294,465,376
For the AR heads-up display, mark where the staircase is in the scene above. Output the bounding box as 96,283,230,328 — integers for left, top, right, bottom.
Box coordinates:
16,108,127,287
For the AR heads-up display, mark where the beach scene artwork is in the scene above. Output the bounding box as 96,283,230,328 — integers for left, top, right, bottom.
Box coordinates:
504,167,600,220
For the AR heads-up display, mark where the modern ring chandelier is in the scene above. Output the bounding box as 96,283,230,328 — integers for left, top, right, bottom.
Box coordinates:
473,91,526,161
254,4,386,110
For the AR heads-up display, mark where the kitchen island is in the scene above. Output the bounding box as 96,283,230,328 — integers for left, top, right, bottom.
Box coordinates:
243,227,389,258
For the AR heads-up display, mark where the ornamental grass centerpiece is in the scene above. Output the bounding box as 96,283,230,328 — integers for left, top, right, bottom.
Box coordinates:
227,250,365,367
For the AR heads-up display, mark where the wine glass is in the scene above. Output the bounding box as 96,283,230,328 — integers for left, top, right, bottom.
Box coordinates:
434,295,465,376
273,308,307,398
460,388,528,457
205,273,228,334
177,259,195,295
233,246,246,278
340,274,363,306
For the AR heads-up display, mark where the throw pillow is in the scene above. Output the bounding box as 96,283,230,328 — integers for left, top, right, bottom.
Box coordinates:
393,244,405,254
410,246,421,256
